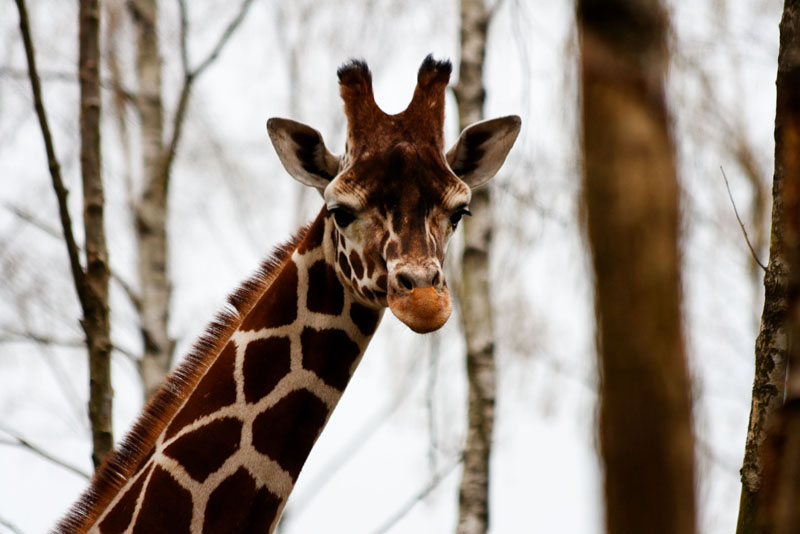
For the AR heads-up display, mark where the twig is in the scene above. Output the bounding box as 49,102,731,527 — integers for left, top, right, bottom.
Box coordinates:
0,67,138,103
0,425,91,480
14,0,89,305
0,327,84,349
369,454,464,534
0,514,25,534
162,0,256,190
720,166,767,272
1,203,142,312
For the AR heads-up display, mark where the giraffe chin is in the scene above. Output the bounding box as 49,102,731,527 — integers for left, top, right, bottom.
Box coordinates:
387,287,452,334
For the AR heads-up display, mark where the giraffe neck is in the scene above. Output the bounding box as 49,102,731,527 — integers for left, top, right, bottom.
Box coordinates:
79,210,384,534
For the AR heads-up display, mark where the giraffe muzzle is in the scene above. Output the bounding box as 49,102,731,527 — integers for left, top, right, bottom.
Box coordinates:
387,285,451,334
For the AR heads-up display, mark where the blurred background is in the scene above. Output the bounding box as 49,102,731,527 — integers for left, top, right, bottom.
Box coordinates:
0,0,781,532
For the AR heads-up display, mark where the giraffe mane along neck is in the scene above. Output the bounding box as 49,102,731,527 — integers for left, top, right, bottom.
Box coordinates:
54,223,311,534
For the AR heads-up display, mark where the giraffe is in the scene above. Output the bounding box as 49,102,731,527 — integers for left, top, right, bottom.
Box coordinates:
54,55,520,534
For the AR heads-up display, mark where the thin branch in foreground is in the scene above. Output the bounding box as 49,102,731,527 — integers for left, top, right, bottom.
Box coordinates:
13,0,88,304
0,514,25,534
2,203,142,311
721,166,768,272
369,454,464,534
0,425,91,480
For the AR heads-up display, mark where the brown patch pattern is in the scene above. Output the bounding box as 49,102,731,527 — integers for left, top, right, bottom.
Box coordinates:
306,261,344,315
243,337,292,404
246,487,283,534
251,389,329,479
300,327,361,390
337,252,351,279
241,262,298,331
349,251,364,279
350,302,380,337
166,343,237,440
132,467,192,534
98,466,150,534
164,418,242,482
203,467,257,534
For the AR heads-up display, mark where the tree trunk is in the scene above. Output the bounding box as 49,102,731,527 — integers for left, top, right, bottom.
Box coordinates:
577,2,696,534
735,3,798,532
79,0,113,469
756,2,800,533
129,0,175,399
454,2,494,533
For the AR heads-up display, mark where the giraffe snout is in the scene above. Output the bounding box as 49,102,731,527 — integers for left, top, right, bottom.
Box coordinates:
392,263,443,293
387,262,450,333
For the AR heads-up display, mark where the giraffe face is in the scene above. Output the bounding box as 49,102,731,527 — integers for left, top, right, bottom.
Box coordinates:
267,56,521,333
323,142,471,332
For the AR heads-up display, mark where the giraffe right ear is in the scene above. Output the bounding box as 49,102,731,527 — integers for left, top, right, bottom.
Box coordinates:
267,118,340,190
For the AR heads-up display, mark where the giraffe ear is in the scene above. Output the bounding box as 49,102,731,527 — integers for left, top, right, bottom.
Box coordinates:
267,118,340,190
446,115,521,189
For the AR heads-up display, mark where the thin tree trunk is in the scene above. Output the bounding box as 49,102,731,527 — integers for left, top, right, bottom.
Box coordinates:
79,0,113,469
15,0,114,469
757,2,800,533
735,3,796,531
454,1,495,533
577,2,696,534
129,0,174,400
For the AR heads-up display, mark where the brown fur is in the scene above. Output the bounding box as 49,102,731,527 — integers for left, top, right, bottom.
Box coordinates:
53,225,311,534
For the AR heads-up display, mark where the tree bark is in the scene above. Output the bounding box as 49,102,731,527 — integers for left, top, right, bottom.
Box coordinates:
454,2,494,533
129,0,175,400
757,2,800,533
15,0,114,468
735,3,798,532
79,0,114,469
577,2,696,534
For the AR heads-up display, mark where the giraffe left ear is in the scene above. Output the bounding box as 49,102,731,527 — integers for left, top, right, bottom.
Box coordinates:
446,115,521,189
267,118,340,190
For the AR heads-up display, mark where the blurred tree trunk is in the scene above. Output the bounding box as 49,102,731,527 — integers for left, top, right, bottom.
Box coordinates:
453,1,495,533
577,2,696,534
79,0,114,469
756,2,800,533
735,2,797,532
129,0,175,400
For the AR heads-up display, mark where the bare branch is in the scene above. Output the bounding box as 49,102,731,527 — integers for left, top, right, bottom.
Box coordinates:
2,203,142,311
0,67,138,105
0,425,91,480
0,514,25,534
191,0,256,80
13,0,88,306
720,166,768,272
162,0,256,181
369,454,464,534
0,326,84,349
177,0,190,78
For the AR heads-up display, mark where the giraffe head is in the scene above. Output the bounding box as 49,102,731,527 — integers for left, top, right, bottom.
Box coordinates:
267,56,520,333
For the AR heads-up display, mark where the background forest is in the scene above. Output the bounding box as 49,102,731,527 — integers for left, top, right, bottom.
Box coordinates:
0,0,790,532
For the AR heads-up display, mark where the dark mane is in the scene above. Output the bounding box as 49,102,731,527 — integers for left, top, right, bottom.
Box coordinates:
52,221,313,534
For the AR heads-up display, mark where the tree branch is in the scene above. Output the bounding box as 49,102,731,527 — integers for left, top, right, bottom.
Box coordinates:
0,514,25,534
2,203,142,312
0,425,91,480
720,166,768,272
13,0,89,308
163,0,256,181
370,454,464,534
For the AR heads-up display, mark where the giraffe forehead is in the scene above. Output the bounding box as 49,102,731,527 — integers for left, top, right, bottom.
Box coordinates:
328,145,470,213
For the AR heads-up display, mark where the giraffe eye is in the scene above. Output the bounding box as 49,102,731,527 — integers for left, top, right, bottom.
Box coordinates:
449,207,471,230
330,207,356,228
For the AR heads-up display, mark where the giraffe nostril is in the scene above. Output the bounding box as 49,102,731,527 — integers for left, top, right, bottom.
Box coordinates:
431,271,441,287
397,273,414,291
